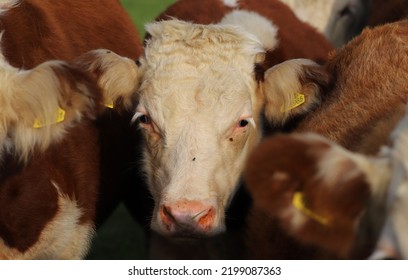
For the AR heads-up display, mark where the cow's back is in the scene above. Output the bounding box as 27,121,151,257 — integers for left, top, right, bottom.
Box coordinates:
1,0,142,67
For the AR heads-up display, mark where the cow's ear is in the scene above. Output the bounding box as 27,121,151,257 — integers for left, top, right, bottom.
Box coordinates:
75,49,143,112
261,59,330,124
3,60,100,162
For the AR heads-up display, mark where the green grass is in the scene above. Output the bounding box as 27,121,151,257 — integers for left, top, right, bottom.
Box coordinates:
120,0,177,35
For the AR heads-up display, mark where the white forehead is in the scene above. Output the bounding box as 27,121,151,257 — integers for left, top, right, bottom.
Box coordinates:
139,20,264,118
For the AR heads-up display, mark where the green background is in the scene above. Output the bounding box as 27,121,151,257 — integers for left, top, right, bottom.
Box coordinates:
121,0,177,35
86,0,177,260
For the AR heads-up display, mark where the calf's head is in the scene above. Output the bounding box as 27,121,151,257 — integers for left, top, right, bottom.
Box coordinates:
131,16,329,238
245,132,391,257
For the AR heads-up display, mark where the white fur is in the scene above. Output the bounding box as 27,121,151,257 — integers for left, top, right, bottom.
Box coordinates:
220,10,279,51
0,0,20,14
0,188,94,259
0,56,91,162
139,19,265,235
278,0,336,33
221,0,239,8
278,0,370,47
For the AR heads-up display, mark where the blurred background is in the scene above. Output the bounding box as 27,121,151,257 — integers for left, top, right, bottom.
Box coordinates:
86,0,176,260
122,0,177,35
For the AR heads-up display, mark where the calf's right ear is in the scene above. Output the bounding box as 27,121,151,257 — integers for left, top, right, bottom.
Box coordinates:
261,59,330,124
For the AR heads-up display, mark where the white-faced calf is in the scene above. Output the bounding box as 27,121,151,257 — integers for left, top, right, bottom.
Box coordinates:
131,0,333,239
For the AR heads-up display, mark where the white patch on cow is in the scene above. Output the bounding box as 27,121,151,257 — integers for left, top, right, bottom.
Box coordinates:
315,135,391,197
278,0,336,33
0,191,94,259
220,10,279,51
221,0,239,8
0,0,20,14
279,0,370,47
140,19,265,236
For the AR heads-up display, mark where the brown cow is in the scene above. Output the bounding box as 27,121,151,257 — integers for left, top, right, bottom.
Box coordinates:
125,0,332,258
244,19,408,259
0,0,142,259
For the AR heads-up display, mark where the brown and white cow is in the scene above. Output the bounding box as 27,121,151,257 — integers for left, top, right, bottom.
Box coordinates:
278,0,371,47
128,0,332,243
0,0,142,259
244,19,408,259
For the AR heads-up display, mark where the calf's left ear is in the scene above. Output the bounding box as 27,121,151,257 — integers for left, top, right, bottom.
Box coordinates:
261,59,330,124
75,49,143,111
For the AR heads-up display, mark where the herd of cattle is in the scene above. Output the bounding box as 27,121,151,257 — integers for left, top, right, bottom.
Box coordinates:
0,0,407,260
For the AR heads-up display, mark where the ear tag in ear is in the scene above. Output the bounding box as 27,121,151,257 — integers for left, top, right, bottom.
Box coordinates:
292,191,330,226
280,93,305,112
104,101,114,109
33,107,66,128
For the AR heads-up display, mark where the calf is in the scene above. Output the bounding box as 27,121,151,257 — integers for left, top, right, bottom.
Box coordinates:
0,0,142,259
278,0,370,47
129,0,332,242
244,19,408,259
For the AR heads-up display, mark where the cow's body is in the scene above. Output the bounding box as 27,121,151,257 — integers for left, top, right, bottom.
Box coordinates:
127,0,332,258
278,0,370,47
0,0,142,259
244,19,408,259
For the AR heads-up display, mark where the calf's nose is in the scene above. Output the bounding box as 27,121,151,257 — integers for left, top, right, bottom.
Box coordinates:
159,200,215,234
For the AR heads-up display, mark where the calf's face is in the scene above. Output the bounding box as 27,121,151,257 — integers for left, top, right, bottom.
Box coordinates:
132,18,328,237
135,21,263,237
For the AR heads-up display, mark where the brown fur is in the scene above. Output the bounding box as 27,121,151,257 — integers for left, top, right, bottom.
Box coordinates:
245,134,370,258
296,20,408,154
0,0,142,259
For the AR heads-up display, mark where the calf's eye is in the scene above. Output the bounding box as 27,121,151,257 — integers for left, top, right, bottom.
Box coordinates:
138,114,151,125
239,119,249,127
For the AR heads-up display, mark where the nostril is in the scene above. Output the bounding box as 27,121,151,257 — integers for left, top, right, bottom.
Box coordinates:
159,205,176,230
195,207,215,230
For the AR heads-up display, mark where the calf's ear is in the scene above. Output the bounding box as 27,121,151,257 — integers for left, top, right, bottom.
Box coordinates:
261,59,330,124
3,60,101,161
74,49,143,112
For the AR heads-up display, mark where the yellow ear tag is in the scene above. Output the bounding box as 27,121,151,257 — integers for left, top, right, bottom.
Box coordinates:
281,93,305,112
33,107,66,128
292,191,330,226
105,101,114,109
